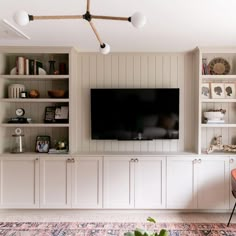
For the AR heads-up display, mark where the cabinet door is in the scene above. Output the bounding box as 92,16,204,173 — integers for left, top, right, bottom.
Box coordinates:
196,156,229,210
0,156,39,208
135,156,166,209
71,156,102,208
166,156,197,209
103,156,134,208
40,156,71,208
229,156,236,209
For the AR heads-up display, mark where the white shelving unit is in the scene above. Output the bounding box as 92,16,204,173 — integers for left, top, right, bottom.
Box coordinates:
197,47,236,154
0,46,78,154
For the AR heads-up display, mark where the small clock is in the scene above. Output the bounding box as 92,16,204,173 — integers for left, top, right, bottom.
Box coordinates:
15,108,25,117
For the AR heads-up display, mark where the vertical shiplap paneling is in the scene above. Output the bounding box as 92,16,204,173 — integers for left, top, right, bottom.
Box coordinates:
183,53,193,151
221,103,229,145
89,55,97,152
76,54,82,152
147,55,156,152
76,52,194,154
118,55,127,151
125,55,135,152
96,55,105,152
81,55,90,151
162,55,171,152
104,55,112,152
133,55,141,152
155,55,163,151
140,55,148,152
111,55,119,152
170,55,179,151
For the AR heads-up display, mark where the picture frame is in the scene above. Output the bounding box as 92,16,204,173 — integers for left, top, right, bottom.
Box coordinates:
201,83,210,99
211,83,225,99
35,135,50,153
224,83,235,99
44,106,56,123
54,106,69,123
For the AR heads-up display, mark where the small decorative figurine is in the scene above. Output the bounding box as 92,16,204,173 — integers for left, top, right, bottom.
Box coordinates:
207,135,236,153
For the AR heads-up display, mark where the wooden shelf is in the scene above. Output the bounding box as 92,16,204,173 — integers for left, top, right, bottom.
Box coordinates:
201,99,236,103
0,98,69,103
201,75,236,80
0,123,69,128
201,124,236,128
0,75,69,80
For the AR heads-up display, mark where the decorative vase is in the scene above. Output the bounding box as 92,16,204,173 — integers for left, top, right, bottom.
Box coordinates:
48,60,56,75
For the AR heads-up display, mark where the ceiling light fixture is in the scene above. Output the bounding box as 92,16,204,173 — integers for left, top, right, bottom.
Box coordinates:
13,0,146,54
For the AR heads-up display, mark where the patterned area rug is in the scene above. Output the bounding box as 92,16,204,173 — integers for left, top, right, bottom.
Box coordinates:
0,222,236,236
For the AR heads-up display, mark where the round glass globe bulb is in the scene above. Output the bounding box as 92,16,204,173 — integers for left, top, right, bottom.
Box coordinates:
14,10,30,26
100,43,110,55
131,12,146,28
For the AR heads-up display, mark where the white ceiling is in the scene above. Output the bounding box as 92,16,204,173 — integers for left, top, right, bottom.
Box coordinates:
1,0,236,53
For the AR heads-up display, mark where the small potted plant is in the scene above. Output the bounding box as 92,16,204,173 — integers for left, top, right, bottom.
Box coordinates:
124,217,169,236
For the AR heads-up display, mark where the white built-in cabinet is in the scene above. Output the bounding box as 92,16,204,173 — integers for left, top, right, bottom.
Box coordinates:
167,156,197,209
71,156,102,208
0,155,232,210
196,47,236,154
167,155,229,210
196,156,229,210
39,156,71,208
0,156,39,208
103,156,165,209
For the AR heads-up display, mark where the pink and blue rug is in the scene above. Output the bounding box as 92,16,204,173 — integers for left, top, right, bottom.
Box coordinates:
0,222,236,236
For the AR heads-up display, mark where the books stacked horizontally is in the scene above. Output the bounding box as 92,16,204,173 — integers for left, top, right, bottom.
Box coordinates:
203,110,226,124
204,119,225,124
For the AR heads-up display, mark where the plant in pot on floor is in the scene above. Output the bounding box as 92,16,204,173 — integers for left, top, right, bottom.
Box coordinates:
124,217,169,236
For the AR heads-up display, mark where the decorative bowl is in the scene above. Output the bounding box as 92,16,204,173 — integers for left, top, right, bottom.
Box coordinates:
48,90,65,98
203,111,225,121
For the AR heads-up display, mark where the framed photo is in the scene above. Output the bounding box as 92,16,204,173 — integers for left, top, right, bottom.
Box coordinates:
224,83,235,99
54,106,69,123
201,83,210,99
35,135,50,153
44,106,56,123
211,83,225,99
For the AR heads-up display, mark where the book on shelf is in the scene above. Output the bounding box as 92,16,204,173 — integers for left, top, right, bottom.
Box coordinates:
204,119,225,124
48,148,68,154
15,57,43,75
202,58,208,75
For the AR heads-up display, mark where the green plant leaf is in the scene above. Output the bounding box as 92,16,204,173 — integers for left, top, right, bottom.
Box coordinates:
134,230,144,236
158,229,169,236
147,217,156,223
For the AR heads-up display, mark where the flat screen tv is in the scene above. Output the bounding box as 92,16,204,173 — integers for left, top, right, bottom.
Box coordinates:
91,88,179,140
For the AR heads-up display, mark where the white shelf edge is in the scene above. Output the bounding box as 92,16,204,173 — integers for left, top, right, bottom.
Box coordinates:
201,124,236,128
0,75,69,80
0,98,69,103
201,99,236,102
0,123,69,128
201,75,236,79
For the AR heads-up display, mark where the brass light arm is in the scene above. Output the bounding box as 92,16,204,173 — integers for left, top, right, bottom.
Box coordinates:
87,0,90,12
88,21,103,46
31,15,83,21
91,15,130,22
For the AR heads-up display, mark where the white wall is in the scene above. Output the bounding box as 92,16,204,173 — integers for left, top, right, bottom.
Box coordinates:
75,53,195,153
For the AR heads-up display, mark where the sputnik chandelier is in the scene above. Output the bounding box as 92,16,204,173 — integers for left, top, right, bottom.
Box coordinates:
13,0,146,54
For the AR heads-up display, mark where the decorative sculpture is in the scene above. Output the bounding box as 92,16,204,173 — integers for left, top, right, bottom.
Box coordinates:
207,135,236,153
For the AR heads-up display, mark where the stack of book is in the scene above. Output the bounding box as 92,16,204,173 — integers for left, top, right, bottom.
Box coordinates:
48,148,68,154
16,56,43,75
204,119,225,124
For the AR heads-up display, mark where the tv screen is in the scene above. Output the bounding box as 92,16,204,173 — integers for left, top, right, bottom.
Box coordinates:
91,88,179,140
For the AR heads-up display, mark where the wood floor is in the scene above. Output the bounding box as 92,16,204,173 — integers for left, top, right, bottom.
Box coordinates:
0,210,235,223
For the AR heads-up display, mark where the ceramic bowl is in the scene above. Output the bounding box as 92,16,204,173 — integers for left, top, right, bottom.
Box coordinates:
48,90,65,98
203,111,224,121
